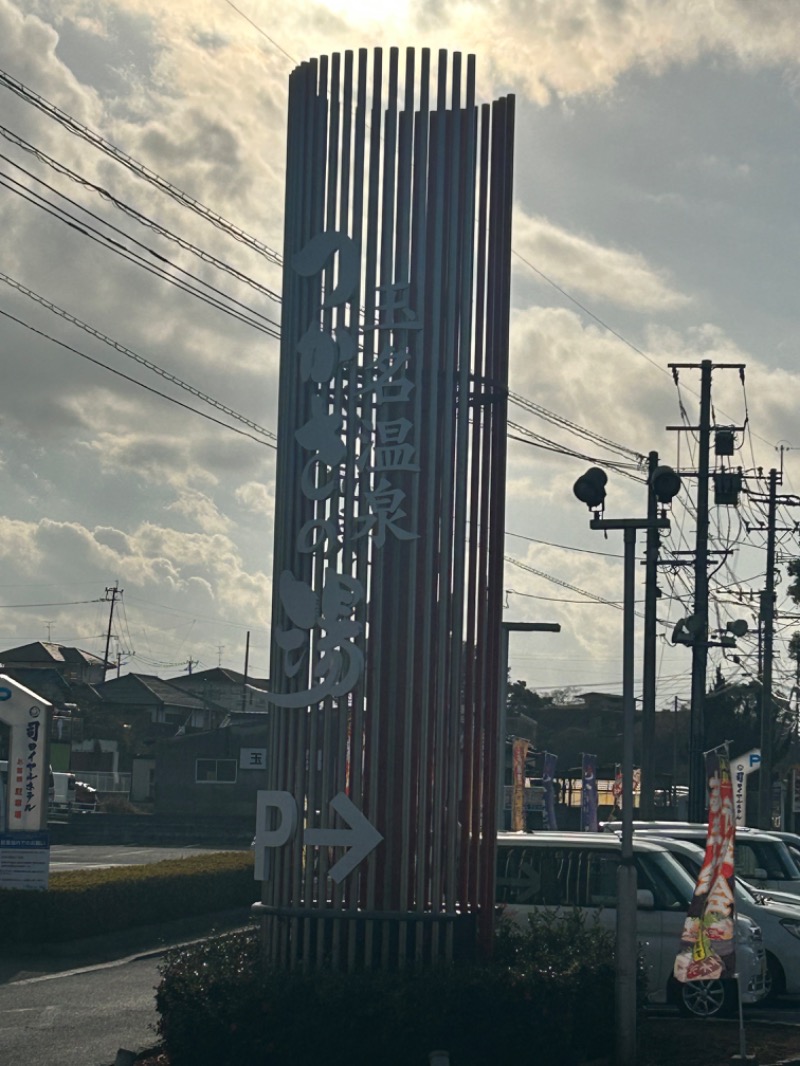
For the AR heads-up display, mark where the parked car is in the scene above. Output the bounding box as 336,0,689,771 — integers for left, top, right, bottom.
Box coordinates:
602,822,800,897
617,834,800,1003
496,831,766,1018
50,771,77,813
766,832,800,874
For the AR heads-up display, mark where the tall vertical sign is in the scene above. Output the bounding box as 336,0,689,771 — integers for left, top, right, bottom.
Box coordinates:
0,675,50,890
258,48,515,970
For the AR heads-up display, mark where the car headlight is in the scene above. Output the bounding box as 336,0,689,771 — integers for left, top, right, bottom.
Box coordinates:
779,918,800,940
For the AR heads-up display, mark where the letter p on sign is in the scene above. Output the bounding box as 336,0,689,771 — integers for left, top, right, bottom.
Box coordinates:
254,790,298,881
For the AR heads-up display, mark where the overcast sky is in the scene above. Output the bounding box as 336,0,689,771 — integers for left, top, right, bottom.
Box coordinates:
1,0,799,712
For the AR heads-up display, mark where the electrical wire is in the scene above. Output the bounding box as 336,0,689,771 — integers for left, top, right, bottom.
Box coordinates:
0,272,278,443
0,306,277,448
0,164,281,337
0,123,282,306
0,68,284,267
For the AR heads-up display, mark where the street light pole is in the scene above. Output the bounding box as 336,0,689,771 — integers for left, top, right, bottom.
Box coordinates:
574,462,679,1066
590,516,669,1066
498,621,561,831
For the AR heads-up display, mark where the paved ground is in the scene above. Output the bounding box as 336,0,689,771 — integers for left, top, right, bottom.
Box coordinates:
0,908,253,985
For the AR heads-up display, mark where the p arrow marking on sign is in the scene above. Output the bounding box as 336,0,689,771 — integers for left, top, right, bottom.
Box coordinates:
304,792,383,884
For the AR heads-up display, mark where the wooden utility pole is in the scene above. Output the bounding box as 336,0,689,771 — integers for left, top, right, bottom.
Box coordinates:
688,360,712,824
641,451,660,819
102,583,122,678
667,360,746,822
758,469,778,829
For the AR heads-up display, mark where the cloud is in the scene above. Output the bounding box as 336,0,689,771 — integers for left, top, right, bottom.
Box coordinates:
166,489,232,534
235,480,275,517
513,209,689,311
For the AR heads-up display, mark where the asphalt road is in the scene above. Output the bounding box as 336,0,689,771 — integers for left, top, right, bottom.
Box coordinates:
0,845,254,1064
0,949,167,1066
49,843,245,872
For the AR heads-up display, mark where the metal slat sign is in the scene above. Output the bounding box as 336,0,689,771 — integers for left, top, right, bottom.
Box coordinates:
260,47,515,971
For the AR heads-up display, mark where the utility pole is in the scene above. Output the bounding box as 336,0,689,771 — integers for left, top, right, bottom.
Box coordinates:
641,451,660,819
758,468,778,829
688,360,712,824
102,583,122,679
667,359,745,823
242,631,251,714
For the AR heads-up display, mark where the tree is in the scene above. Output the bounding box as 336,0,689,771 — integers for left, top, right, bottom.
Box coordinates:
787,559,800,603
704,671,793,768
506,678,546,721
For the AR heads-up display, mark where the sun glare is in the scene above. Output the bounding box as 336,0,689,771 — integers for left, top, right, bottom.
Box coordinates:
319,0,411,27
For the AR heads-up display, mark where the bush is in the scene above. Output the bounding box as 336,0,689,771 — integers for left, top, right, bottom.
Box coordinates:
0,851,254,948
155,912,617,1066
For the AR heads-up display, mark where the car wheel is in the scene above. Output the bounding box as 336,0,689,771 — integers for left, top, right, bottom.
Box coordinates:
762,953,786,1004
677,979,736,1019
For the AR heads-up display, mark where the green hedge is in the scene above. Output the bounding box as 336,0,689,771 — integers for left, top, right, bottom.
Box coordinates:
0,851,255,948
155,911,617,1066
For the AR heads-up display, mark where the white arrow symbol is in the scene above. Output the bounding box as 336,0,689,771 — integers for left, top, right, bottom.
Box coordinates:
304,792,383,884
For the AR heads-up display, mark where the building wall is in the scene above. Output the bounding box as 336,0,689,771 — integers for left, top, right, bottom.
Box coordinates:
155,727,269,818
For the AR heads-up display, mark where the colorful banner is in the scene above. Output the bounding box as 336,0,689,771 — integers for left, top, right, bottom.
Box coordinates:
674,751,736,984
511,738,529,831
612,763,623,808
542,752,558,830
581,753,599,832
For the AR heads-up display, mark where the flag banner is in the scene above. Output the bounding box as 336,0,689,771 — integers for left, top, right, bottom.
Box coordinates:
612,763,623,808
674,751,736,983
581,753,599,832
511,738,529,831
542,752,558,830
632,767,641,795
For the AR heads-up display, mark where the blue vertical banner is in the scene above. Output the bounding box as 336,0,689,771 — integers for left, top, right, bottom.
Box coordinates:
581,753,599,832
542,752,558,830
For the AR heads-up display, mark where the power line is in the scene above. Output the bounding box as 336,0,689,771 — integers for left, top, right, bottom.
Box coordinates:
223,0,297,64
0,123,282,306
0,272,278,443
0,305,277,448
509,392,645,464
0,163,281,337
0,599,104,608
0,67,283,267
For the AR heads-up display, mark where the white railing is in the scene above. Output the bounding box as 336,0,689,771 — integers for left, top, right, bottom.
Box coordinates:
72,771,131,794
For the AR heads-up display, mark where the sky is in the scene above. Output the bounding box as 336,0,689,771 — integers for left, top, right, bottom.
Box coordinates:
1,0,799,713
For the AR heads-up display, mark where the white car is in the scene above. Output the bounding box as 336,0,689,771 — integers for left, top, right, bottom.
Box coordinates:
603,821,800,897
626,835,800,1003
496,831,766,1018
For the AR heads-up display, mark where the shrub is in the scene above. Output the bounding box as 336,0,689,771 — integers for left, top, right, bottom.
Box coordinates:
155,912,618,1066
0,851,254,948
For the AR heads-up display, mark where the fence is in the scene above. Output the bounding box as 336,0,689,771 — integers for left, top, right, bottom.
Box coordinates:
72,771,131,795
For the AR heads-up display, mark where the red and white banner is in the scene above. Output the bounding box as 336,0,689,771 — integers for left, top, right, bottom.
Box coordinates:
674,751,736,983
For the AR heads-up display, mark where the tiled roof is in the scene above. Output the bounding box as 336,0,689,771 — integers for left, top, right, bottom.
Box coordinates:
95,673,207,710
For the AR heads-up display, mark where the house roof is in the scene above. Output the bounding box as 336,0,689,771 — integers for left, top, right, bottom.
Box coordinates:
166,667,269,689
94,673,208,710
0,642,106,667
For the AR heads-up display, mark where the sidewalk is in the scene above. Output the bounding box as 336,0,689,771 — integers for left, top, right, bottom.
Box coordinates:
0,907,253,985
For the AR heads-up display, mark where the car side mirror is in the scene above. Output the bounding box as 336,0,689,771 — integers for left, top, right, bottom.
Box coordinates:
636,889,655,910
